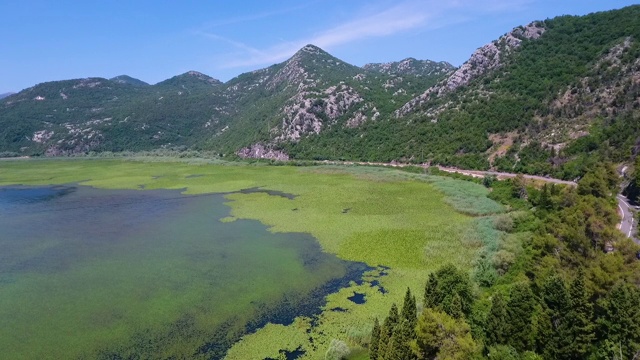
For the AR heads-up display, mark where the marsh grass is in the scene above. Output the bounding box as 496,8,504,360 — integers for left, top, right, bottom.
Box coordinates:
0,159,504,359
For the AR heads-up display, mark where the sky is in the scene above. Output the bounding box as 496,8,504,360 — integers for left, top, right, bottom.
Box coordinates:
1,0,638,93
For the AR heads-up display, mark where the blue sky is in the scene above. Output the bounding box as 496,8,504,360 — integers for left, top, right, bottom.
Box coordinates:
1,0,638,93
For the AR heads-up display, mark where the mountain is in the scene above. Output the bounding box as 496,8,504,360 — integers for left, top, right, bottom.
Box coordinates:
283,5,640,178
110,75,149,87
0,44,450,158
0,92,15,100
1,4,639,178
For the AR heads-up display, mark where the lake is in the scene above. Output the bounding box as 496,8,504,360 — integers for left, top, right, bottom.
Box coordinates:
0,185,367,359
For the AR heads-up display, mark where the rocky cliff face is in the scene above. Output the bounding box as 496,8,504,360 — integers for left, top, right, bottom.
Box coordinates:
236,143,289,160
395,22,546,117
235,45,372,159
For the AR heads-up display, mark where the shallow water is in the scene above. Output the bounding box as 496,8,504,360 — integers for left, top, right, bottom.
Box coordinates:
0,185,366,359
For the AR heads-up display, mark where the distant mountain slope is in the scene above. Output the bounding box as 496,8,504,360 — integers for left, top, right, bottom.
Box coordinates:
110,75,149,87
0,44,450,157
363,58,455,78
1,4,638,176
0,92,15,100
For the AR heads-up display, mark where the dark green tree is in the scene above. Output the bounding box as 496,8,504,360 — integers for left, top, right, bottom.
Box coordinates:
539,275,570,358
370,317,381,360
401,287,417,328
506,282,535,352
486,293,509,346
560,272,595,359
383,303,400,339
449,293,464,319
596,282,640,359
388,319,416,360
424,273,438,309
422,264,474,318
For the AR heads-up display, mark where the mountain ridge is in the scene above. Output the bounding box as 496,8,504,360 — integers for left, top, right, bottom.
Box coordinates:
1,5,639,180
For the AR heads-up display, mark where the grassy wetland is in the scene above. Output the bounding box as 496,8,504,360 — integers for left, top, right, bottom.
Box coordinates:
0,158,504,359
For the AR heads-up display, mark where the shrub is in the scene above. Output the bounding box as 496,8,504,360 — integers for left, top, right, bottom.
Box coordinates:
325,339,350,360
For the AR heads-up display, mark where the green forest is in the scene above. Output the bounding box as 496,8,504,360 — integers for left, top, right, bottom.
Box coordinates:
366,163,640,360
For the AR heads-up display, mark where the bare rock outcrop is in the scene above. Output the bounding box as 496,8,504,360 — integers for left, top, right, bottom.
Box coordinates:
236,143,289,161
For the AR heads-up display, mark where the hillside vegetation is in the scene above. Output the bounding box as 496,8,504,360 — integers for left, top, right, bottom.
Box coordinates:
2,6,638,178
368,163,640,360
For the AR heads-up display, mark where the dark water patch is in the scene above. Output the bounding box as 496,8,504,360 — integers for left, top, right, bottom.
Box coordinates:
372,264,391,277
265,346,306,360
331,307,348,312
197,257,369,358
370,280,388,294
347,292,366,304
0,185,76,208
236,187,297,200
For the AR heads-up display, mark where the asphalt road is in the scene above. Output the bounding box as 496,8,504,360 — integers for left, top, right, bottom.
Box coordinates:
617,194,637,242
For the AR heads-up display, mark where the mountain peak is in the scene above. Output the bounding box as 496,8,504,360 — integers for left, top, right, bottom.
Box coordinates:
289,44,334,61
110,75,149,86
299,44,325,54
156,71,222,87
181,71,222,83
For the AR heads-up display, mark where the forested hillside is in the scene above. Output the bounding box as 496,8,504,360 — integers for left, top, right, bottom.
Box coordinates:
287,6,640,179
367,164,640,359
1,6,639,179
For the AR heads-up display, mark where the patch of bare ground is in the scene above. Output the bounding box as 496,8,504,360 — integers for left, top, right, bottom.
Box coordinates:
487,131,519,165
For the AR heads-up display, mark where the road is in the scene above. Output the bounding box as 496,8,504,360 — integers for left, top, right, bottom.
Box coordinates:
437,166,636,240
435,166,578,186
617,194,637,242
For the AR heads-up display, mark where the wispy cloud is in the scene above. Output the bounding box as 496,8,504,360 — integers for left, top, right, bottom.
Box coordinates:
207,0,529,69
198,3,316,29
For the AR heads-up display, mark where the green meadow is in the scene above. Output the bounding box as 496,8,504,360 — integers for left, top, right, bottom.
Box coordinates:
0,159,503,359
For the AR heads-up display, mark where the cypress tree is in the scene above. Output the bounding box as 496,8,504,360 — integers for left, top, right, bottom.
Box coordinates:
377,326,389,360
560,271,595,359
424,273,438,309
370,317,381,360
540,275,570,358
388,319,416,360
379,304,399,360
384,303,400,338
486,293,509,346
401,287,417,329
506,282,535,352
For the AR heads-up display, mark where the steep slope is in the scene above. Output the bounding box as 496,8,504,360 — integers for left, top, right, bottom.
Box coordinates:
216,45,452,158
286,5,640,175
